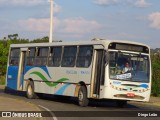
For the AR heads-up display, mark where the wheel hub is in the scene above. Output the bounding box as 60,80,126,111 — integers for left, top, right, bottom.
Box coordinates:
79,91,83,101
28,85,32,95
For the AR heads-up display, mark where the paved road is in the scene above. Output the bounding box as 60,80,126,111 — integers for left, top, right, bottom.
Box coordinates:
0,88,159,120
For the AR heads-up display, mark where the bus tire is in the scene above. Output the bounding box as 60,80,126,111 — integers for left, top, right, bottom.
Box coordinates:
78,86,89,107
26,81,36,99
116,100,127,108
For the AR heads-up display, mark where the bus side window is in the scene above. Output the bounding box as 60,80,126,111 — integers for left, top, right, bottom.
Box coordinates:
61,46,77,67
49,47,62,67
9,48,20,66
26,48,36,66
10,59,18,65
76,46,93,68
36,47,48,66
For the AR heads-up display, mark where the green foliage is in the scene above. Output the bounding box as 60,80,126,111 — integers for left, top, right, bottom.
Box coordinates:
30,36,49,43
0,41,9,76
151,53,160,96
0,76,5,85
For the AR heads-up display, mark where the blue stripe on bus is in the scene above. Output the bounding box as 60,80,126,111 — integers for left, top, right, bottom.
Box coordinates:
7,66,52,90
7,66,18,79
7,80,17,90
140,84,148,88
55,84,71,95
7,66,18,90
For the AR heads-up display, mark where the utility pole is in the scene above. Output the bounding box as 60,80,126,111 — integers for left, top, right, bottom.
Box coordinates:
49,0,53,43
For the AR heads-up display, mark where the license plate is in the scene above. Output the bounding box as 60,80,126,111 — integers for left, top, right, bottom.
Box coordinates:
127,93,135,97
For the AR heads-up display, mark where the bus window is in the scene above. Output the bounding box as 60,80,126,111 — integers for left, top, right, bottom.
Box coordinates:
76,46,93,68
48,47,62,67
26,48,36,66
9,48,20,66
36,47,48,66
62,46,77,67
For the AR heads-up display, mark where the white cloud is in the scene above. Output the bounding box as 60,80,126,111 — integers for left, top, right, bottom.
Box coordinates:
18,17,102,36
94,0,151,8
134,0,151,8
54,4,61,13
19,17,59,32
148,12,160,29
0,0,61,14
0,0,61,9
62,18,101,34
0,0,46,6
94,0,119,6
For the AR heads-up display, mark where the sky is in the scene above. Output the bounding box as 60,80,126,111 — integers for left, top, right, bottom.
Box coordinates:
0,0,160,48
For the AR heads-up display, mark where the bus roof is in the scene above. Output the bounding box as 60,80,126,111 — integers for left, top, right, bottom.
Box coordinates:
10,39,150,49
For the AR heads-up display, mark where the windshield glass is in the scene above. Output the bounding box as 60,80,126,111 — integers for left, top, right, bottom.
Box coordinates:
109,51,150,83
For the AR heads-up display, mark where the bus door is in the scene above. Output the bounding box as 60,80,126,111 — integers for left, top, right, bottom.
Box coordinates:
90,45,105,98
17,48,27,91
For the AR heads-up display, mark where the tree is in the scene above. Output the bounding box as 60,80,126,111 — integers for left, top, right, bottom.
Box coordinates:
30,36,49,43
151,52,160,96
13,34,18,39
8,34,19,40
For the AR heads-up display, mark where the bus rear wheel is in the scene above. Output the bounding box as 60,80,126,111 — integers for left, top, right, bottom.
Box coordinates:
78,86,89,107
26,81,36,99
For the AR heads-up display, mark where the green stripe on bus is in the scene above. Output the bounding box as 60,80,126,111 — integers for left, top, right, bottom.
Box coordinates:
30,71,69,87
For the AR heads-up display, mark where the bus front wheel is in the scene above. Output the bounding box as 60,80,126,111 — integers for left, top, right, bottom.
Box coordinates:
116,100,127,108
78,86,89,107
26,81,36,99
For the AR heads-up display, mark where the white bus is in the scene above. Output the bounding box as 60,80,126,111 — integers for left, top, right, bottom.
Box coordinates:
5,39,151,107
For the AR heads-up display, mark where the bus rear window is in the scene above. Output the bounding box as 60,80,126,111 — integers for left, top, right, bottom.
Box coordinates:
10,48,20,66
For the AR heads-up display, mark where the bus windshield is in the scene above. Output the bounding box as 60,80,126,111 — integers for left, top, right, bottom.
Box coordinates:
109,51,150,83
